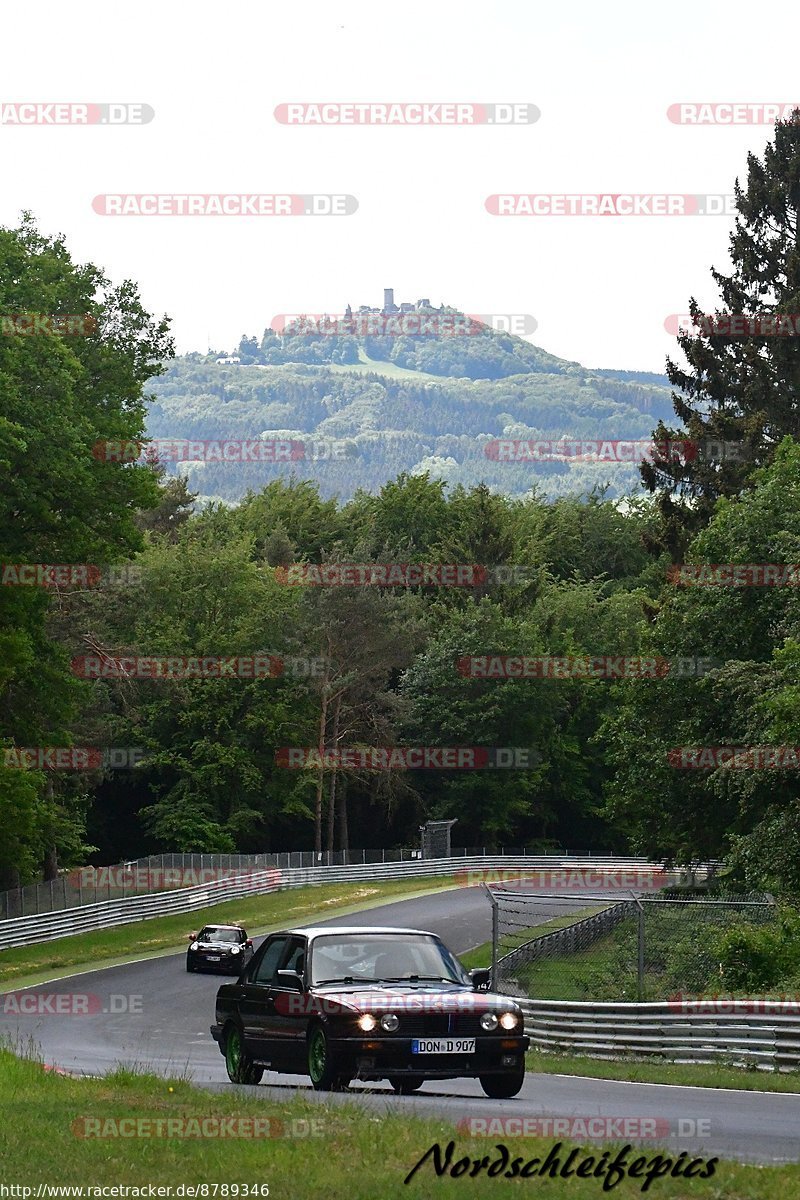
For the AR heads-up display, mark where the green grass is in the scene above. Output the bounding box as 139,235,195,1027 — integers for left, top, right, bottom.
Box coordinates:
458,904,607,972
0,877,456,990
323,349,453,382
526,1048,800,1094
2,1049,799,1195
463,913,800,1093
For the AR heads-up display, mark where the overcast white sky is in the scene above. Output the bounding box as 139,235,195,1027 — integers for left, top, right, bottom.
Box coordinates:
2,0,796,371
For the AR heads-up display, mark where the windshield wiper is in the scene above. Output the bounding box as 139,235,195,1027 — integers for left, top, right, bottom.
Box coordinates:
379,975,459,984
315,975,376,986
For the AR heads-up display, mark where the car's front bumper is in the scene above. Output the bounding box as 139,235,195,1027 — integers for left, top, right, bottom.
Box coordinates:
330,1034,529,1078
189,954,242,972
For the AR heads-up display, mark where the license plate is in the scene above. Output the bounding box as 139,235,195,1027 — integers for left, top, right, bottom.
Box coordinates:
412,1038,475,1055
206,955,221,962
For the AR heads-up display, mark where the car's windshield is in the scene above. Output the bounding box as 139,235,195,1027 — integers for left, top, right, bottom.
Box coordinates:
310,933,469,986
198,928,240,944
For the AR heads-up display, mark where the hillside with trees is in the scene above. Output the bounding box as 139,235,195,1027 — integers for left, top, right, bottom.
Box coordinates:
3,113,800,905
146,345,676,505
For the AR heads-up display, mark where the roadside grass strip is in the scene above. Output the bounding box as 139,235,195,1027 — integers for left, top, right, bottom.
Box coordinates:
0,877,455,989
2,1050,800,1196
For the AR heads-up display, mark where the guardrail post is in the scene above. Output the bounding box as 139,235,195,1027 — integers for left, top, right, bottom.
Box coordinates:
483,884,499,989
636,898,645,1001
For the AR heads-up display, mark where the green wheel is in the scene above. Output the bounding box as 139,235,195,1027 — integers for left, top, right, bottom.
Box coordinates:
307,1024,350,1091
224,1025,263,1086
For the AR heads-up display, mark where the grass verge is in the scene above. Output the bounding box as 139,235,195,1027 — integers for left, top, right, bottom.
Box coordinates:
0,876,455,990
526,1048,800,1094
2,1049,798,1196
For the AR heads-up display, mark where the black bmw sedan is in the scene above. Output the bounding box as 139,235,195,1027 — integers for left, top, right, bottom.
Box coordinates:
187,924,254,974
210,925,528,1097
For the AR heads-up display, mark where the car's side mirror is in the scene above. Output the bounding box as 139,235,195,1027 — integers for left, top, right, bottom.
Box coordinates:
275,969,304,992
245,939,253,948
469,968,491,991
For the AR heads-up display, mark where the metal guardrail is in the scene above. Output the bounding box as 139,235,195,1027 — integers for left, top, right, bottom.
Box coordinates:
0,856,696,951
0,846,656,920
517,998,800,1071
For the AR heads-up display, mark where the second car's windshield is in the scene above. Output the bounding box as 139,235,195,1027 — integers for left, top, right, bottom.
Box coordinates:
198,928,239,944
310,934,468,986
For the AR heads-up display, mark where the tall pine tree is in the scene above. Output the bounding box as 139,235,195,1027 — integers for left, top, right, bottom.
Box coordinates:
642,110,800,553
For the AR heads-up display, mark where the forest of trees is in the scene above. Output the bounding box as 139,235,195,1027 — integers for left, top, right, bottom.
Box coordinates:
147,354,675,506
3,112,800,900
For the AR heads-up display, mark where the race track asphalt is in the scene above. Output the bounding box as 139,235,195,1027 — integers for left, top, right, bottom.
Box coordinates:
2,884,799,1165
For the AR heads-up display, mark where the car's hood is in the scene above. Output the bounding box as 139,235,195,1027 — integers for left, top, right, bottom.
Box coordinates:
311,983,520,1013
196,941,240,950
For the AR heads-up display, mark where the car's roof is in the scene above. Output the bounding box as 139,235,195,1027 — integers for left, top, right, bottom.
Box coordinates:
276,926,437,939
201,923,243,930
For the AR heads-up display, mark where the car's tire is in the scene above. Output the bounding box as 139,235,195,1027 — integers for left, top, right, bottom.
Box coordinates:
307,1024,350,1091
186,959,196,973
224,1025,263,1086
479,1066,525,1099
390,1076,424,1095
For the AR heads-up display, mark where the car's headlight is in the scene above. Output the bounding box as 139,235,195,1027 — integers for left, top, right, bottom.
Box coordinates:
480,1012,499,1031
357,1014,377,1032
230,946,241,954
190,942,199,951
380,1013,400,1032
499,1011,519,1030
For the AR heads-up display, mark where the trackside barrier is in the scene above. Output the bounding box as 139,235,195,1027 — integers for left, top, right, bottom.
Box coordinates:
0,848,664,919
0,857,704,951
517,998,800,1071
496,898,636,979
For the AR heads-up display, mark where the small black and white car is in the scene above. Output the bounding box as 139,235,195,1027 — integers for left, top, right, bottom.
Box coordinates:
187,924,254,974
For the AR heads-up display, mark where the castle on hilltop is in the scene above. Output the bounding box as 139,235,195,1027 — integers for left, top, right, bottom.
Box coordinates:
345,288,439,318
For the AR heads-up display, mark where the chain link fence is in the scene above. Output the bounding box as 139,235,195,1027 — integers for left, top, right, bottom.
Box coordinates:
489,888,776,1001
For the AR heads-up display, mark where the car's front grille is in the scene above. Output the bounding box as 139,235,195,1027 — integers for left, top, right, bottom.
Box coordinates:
375,1015,488,1038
